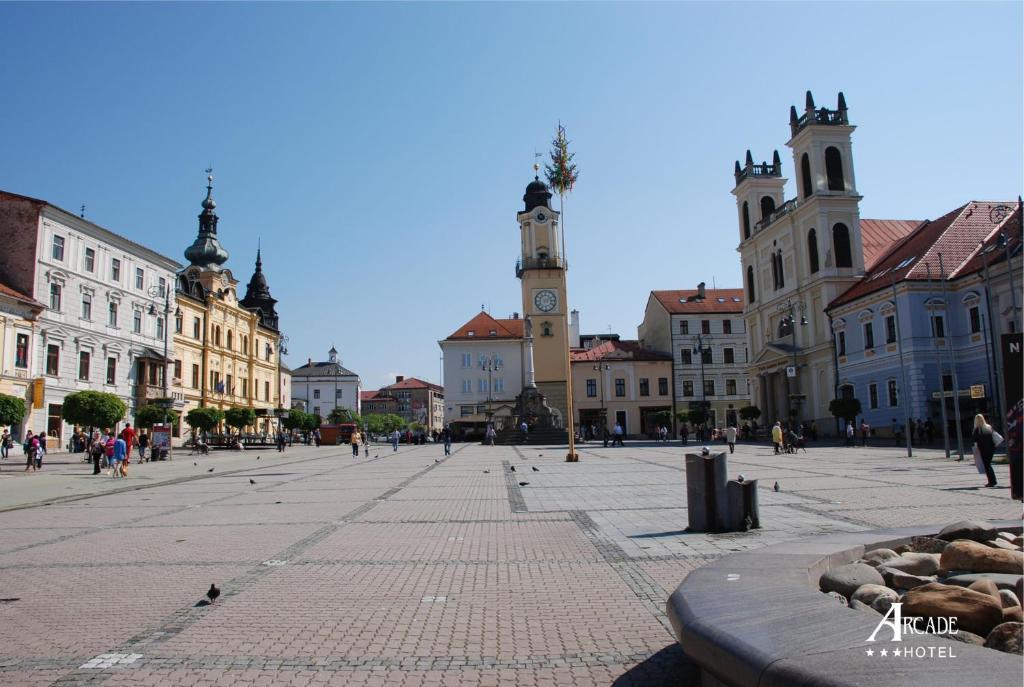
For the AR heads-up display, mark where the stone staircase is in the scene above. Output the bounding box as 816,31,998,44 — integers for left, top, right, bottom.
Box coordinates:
492,427,568,446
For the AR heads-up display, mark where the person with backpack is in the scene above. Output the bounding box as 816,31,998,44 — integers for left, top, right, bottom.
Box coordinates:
23,430,37,472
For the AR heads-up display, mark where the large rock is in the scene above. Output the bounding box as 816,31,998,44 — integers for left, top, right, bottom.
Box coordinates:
851,584,898,609
968,578,1002,602
849,598,879,614
937,520,999,543
820,563,884,598
999,589,1021,609
940,539,1024,575
1004,606,1024,623
886,569,936,591
901,582,1005,636
908,536,949,554
861,548,900,568
984,622,1023,655
885,552,941,576
825,591,848,607
942,572,1023,593
942,629,986,645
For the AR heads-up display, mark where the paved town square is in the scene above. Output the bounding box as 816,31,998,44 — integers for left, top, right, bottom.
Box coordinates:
0,441,1016,686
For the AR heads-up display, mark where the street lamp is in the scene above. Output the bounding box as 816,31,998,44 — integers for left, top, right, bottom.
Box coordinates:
775,298,808,422
148,283,181,459
482,355,501,428
692,333,714,438
591,363,610,438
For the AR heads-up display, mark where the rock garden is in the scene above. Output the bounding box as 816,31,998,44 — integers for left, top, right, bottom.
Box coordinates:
820,519,1024,655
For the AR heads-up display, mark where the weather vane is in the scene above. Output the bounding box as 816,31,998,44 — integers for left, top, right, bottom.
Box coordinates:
205,165,213,184
533,151,542,176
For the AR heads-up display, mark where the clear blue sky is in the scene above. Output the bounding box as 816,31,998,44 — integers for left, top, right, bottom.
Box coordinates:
1,2,1021,390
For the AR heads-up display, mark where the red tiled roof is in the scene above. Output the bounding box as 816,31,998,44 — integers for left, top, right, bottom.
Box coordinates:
382,377,443,392
830,201,1020,309
0,281,44,309
359,391,380,402
860,219,922,270
571,339,672,363
650,288,744,314
446,311,524,340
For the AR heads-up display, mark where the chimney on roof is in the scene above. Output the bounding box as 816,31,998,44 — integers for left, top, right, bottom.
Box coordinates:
696,282,706,300
396,375,404,383
569,309,581,348
512,312,519,319
308,357,312,366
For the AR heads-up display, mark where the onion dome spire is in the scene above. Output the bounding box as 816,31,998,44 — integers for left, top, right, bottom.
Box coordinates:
184,173,230,271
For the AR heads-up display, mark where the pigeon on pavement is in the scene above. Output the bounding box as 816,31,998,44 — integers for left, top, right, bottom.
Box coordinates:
483,470,490,474
510,465,516,472
531,466,539,472
249,479,256,485
518,481,529,486
206,584,220,603
207,468,214,473
194,462,198,466
773,481,780,492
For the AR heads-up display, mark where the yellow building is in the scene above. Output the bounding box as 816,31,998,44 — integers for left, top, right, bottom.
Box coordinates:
0,282,44,441
171,177,283,440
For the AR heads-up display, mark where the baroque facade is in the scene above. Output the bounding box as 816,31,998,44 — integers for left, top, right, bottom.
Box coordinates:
172,177,283,438
289,347,361,418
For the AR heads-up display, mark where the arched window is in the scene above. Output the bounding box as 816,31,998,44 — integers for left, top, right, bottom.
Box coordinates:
801,153,813,198
825,147,845,191
214,326,221,346
243,336,249,354
226,331,233,350
840,384,855,401
833,223,853,268
760,196,776,221
777,251,785,288
746,265,756,303
807,229,820,273
742,202,750,239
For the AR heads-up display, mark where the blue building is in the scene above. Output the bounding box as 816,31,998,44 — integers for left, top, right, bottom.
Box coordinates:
827,200,1022,443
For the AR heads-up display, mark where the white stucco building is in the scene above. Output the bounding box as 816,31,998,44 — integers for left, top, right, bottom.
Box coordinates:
439,311,526,435
0,190,182,448
289,347,361,419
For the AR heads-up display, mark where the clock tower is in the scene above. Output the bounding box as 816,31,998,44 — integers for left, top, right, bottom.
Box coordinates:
516,172,570,422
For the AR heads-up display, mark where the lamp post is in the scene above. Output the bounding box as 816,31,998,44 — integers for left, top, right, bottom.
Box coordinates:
482,354,500,429
692,333,714,438
775,298,807,423
593,363,610,433
148,283,180,459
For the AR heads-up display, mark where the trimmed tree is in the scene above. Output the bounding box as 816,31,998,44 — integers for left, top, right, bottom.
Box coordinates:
134,404,181,429
738,405,762,423
384,414,407,434
362,413,387,436
327,407,358,425
186,406,224,435
0,392,27,428
62,391,127,431
653,410,673,428
686,406,709,428
224,407,257,434
302,412,321,432
282,410,308,431
829,397,862,424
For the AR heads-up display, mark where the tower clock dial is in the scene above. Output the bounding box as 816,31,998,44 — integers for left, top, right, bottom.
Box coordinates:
534,289,557,313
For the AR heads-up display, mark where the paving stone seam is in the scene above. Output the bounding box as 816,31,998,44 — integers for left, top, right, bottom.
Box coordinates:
44,446,466,686
501,461,528,513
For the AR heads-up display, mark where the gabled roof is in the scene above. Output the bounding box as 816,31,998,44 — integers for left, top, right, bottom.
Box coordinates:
381,377,442,392
830,201,1021,309
0,281,45,310
650,288,744,315
860,219,922,270
290,361,360,377
571,339,672,363
359,390,380,402
445,311,524,340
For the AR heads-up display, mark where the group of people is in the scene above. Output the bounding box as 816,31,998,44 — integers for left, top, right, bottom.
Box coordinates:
85,424,145,477
770,421,808,454
0,429,49,472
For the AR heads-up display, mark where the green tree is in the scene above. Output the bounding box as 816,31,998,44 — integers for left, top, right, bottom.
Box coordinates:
62,391,127,431
686,406,709,428
674,410,689,425
384,414,407,433
303,412,322,432
327,407,358,425
738,405,762,422
829,397,863,424
362,413,388,436
281,410,308,431
653,410,673,427
0,392,27,428
224,407,257,434
186,406,225,434
134,404,181,429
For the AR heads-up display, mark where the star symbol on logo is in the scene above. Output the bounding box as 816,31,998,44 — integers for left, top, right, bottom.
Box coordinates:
865,649,874,656
880,649,888,657
892,648,901,657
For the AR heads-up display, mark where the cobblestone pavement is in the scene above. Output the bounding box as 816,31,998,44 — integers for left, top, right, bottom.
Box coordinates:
0,440,1017,686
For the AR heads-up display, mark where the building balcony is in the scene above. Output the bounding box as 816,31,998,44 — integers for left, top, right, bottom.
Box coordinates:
515,256,566,277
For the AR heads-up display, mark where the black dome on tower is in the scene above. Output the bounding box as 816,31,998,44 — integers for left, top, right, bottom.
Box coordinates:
184,176,230,271
523,176,552,212
239,248,279,331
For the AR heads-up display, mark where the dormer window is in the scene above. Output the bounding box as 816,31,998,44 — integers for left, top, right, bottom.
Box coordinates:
489,330,497,336
467,330,475,337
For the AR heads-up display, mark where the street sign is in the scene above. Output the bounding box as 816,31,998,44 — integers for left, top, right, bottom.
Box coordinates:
970,384,985,399
786,366,796,378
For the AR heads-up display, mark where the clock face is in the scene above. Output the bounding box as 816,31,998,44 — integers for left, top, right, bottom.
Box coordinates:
536,212,546,222
534,289,557,313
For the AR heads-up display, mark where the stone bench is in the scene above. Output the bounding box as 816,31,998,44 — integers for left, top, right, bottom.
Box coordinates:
666,521,1022,686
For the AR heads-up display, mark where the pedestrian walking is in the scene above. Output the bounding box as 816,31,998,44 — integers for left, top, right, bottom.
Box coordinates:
860,419,870,447
771,421,783,454
351,429,361,457
602,425,609,448
725,424,737,454
137,431,149,462
612,422,624,447
441,426,452,456
33,429,46,469
391,429,401,452
111,433,127,478
520,421,529,444
24,431,38,472
845,421,855,447
971,413,1001,488
90,434,104,474
1,429,9,461
680,424,689,446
